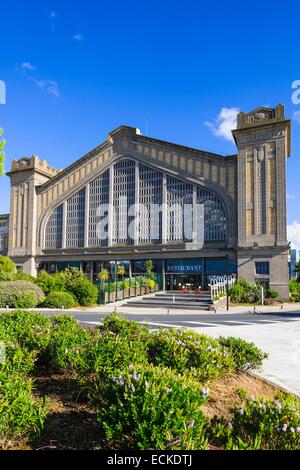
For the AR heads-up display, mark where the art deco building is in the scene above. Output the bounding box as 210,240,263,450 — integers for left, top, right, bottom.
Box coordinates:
3,105,291,297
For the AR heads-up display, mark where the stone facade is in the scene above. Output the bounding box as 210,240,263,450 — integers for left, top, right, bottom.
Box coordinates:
3,105,291,297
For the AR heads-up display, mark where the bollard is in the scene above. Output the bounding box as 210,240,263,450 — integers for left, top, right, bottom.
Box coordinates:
253,306,256,314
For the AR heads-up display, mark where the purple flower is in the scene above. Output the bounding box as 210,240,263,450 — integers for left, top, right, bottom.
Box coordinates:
166,387,172,394
201,387,209,396
188,420,195,428
119,378,124,386
134,373,141,381
295,427,300,433
112,377,116,382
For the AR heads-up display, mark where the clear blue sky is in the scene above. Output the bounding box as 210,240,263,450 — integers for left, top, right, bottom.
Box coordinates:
0,0,299,246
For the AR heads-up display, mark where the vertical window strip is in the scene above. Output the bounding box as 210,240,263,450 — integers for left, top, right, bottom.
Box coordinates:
65,188,86,248
113,160,135,245
88,170,110,247
197,189,227,241
45,204,63,249
166,176,193,242
139,164,163,243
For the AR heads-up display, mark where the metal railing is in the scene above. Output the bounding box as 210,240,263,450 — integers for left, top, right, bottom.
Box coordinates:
210,274,236,301
97,274,163,305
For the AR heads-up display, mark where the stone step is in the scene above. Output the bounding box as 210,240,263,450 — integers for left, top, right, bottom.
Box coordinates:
152,296,211,304
125,301,211,310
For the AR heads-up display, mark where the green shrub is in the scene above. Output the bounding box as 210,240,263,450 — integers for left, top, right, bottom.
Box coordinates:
289,280,300,302
68,278,98,306
14,292,38,308
265,289,279,300
218,336,268,371
77,330,149,382
210,393,300,450
0,343,37,374
0,281,44,308
0,256,16,275
147,328,233,380
14,272,37,283
96,364,209,450
0,310,52,353
229,279,261,304
0,368,47,448
0,271,14,281
42,314,90,371
42,291,76,309
57,267,86,290
99,313,150,340
36,270,66,295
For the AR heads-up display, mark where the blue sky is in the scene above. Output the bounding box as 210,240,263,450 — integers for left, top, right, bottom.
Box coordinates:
0,0,299,247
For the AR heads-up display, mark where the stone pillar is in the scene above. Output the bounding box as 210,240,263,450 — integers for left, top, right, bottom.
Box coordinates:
232,105,291,299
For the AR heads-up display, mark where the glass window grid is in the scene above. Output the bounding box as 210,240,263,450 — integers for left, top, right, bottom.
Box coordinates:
66,188,86,248
45,204,63,249
44,160,228,248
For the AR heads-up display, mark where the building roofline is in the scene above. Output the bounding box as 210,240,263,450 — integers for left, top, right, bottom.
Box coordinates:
38,125,237,191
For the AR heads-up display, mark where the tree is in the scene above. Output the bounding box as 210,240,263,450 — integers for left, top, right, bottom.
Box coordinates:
0,128,5,176
98,269,110,282
145,260,154,279
116,265,126,279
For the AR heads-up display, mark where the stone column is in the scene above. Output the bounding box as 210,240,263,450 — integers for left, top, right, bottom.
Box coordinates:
276,137,287,245
237,147,247,246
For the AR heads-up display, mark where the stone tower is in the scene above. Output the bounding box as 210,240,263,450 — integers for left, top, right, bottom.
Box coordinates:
7,156,59,275
232,104,291,298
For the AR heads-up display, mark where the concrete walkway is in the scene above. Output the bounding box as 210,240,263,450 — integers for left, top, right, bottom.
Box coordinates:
192,319,300,397
1,302,300,316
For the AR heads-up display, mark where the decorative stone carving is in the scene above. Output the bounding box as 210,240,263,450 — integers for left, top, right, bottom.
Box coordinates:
247,110,273,124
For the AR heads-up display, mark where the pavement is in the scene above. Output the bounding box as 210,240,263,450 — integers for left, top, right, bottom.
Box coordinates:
1,304,300,397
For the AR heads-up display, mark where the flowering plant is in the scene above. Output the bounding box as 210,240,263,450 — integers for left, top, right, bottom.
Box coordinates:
96,363,209,450
147,328,233,380
210,393,300,450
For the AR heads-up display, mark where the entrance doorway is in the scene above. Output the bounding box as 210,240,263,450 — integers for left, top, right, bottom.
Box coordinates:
166,274,203,292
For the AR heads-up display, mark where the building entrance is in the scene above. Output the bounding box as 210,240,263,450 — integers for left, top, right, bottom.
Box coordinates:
166,274,203,292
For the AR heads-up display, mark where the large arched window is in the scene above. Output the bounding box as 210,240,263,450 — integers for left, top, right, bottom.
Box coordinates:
44,160,227,249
